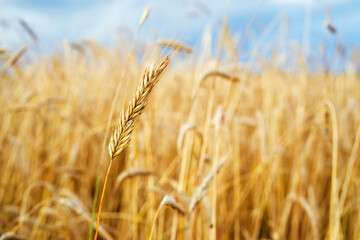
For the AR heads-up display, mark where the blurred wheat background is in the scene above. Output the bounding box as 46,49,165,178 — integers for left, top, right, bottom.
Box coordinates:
0,0,360,240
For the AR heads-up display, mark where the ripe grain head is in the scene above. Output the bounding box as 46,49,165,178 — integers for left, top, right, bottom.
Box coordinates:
108,55,171,159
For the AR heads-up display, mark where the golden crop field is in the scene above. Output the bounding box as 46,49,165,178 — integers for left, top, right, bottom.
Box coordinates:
0,8,360,240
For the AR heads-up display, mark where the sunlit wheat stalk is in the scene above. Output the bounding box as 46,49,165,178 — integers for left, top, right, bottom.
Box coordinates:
326,101,339,240
93,55,171,240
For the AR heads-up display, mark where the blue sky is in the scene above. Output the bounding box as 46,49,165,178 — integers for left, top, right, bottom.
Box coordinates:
0,0,359,71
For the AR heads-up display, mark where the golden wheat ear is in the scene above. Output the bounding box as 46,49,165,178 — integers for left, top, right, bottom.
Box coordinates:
94,55,171,240
108,55,171,159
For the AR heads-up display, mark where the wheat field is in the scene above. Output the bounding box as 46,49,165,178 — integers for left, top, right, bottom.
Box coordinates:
0,15,360,240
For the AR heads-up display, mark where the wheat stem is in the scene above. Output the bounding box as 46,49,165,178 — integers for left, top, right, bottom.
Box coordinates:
94,159,113,240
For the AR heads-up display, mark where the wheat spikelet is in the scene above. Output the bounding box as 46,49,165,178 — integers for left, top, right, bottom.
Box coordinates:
325,21,336,34
19,19,38,42
139,7,151,29
0,232,27,240
192,71,240,100
149,195,186,240
177,123,203,152
1,45,27,74
160,195,186,215
200,71,239,87
108,56,171,159
113,168,153,190
234,116,257,127
189,156,228,212
156,40,192,54
288,195,319,240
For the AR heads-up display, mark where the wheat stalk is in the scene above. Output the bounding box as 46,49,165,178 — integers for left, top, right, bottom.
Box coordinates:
94,55,171,240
